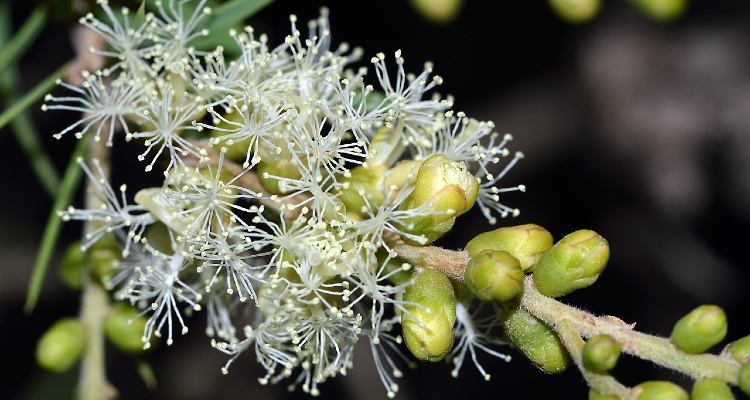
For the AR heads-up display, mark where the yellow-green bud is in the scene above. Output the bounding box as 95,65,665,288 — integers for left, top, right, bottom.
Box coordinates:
409,0,462,24
105,303,149,353
582,334,621,373
630,0,687,22
633,381,689,400
548,0,601,23
402,268,456,361
338,164,388,214
58,241,85,290
589,389,620,400
532,229,609,297
89,243,121,285
739,363,750,396
691,378,734,400
466,224,553,271
401,154,478,244
503,307,570,374
670,305,727,354
36,318,86,373
728,335,750,364
257,159,301,195
464,250,524,302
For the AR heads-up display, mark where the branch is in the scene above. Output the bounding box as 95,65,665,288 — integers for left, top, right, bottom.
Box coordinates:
391,243,743,386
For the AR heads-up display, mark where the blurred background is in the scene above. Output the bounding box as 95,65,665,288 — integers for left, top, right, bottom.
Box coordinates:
2,0,750,398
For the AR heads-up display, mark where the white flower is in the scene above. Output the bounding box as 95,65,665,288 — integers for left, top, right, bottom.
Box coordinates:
44,73,144,146
449,302,511,380
59,158,155,257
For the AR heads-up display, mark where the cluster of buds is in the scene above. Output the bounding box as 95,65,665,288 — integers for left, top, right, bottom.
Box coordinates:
43,0,525,396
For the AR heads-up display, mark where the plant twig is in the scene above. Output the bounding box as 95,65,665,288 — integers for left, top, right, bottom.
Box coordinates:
390,243,743,386
0,4,47,78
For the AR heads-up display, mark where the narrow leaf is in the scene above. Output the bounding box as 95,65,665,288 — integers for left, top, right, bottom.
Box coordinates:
0,62,68,131
24,137,89,312
0,4,48,78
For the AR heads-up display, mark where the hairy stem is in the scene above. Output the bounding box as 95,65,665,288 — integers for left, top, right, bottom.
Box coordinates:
392,243,743,386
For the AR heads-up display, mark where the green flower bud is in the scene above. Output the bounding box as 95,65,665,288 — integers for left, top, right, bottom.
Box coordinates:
532,229,609,297
691,378,734,400
728,335,750,364
633,381,689,400
503,307,570,374
257,158,301,195
338,164,388,214
58,241,85,290
670,305,727,354
589,389,619,400
409,0,462,24
582,334,621,373
630,0,687,22
464,249,524,302
739,363,750,396
89,239,121,285
548,0,601,23
36,318,86,373
105,303,149,353
466,224,553,271
402,268,456,362
401,154,478,244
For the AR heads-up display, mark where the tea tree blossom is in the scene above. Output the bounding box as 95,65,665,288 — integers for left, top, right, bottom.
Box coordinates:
52,1,524,397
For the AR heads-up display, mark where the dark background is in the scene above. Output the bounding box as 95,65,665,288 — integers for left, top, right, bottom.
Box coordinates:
2,0,750,399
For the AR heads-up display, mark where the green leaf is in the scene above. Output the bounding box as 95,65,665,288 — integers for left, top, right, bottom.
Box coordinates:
0,62,67,131
192,0,274,51
0,4,48,78
135,359,158,390
24,137,89,312
0,2,61,196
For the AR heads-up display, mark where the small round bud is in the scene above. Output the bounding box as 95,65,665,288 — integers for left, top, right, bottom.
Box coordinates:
728,335,750,364
105,303,149,353
503,307,569,374
691,378,734,400
466,224,553,271
630,0,687,22
670,305,727,354
257,159,301,195
401,154,478,244
402,269,456,362
548,0,601,24
58,241,85,290
338,164,387,214
740,363,750,396
36,318,86,373
532,229,609,297
582,334,621,373
409,0,462,24
633,381,689,400
464,249,523,302
589,389,619,400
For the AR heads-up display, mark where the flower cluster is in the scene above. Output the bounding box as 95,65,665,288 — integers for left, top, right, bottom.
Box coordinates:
49,0,522,396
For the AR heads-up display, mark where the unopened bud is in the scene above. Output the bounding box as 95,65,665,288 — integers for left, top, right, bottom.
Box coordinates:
89,235,121,284
106,303,149,353
36,318,86,373
532,229,609,297
402,268,456,361
257,159,301,195
58,241,85,290
728,335,750,364
409,0,462,24
589,389,620,400
339,164,387,214
739,363,750,396
670,305,727,354
691,378,734,400
464,250,523,302
466,224,553,271
548,0,601,23
582,334,621,373
630,0,687,22
503,307,569,374
633,381,688,400
401,154,478,244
